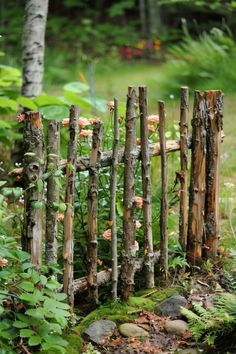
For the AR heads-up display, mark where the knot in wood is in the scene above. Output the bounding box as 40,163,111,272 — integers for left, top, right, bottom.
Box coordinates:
191,118,202,127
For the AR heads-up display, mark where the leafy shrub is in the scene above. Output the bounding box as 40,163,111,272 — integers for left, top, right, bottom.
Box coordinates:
160,27,236,96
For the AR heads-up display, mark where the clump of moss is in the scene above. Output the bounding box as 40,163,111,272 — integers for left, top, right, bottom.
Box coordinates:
127,296,155,311
136,287,179,303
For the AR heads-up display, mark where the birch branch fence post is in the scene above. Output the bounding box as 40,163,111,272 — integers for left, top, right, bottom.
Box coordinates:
204,90,223,259
121,86,137,300
87,121,104,307
139,86,154,289
46,120,60,265
158,101,168,280
179,87,189,251
22,111,44,268
110,98,119,301
63,105,79,308
187,91,206,266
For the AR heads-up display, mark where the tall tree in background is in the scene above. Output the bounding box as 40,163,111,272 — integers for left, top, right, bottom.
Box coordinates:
21,0,49,97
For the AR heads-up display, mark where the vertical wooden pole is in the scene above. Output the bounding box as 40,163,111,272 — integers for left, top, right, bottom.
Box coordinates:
158,101,168,280
87,121,104,307
46,120,60,265
121,86,137,301
187,91,206,266
23,111,44,268
63,105,79,308
179,87,189,251
110,98,119,301
139,86,154,289
204,90,223,259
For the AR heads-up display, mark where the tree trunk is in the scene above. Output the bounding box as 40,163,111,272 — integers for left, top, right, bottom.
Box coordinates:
45,120,60,265
158,101,168,280
121,86,137,301
179,87,189,251
187,91,206,266
147,0,162,36
87,121,104,308
63,106,79,308
110,98,119,301
204,90,223,259
139,0,148,37
21,0,49,97
22,111,44,268
139,86,154,289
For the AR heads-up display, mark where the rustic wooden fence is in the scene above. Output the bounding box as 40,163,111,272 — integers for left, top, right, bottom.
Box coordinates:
11,87,224,308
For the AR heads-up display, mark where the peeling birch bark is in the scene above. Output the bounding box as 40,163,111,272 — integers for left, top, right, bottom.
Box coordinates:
158,101,168,280
139,86,154,289
45,121,60,265
87,122,104,307
179,87,189,251
110,98,119,301
204,90,223,259
10,140,181,181
187,92,206,266
21,0,49,97
63,106,79,308
121,86,137,301
22,111,44,267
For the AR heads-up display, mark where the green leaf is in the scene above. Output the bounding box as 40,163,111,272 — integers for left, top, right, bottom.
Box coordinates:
19,281,34,292
64,91,92,110
17,96,38,110
36,179,44,192
28,335,42,346
44,334,68,347
25,307,47,319
34,95,66,107
13,321,29,328
45,278,60,290
38,323,50,337
52,293,67,301
0,97,18,111
40,105,69,120
32,200,44,209
63,81,89,93
0,181,7,188
0,305,4,315
40,274,47,286
20,329,35,338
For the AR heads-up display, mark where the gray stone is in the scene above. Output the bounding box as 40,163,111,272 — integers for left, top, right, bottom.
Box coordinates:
155,295,187,318
164,319,190,336
119,323,149,338
82,320,116,345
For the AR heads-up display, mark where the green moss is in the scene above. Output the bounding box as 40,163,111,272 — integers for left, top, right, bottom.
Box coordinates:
63,333,83,354
135,287,179,303
127,296,155,311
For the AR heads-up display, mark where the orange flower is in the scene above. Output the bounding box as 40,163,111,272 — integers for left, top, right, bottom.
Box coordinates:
148,124,156,133
147,115,159,124
103,229,111,241
0,258,8,267
134,196,143,208
107,101,114,111
79,129,93,138
78,117,90,128
62,118,69,126
57,213,64,222
135,220,142,229
16,113,25,122
131,241,139,253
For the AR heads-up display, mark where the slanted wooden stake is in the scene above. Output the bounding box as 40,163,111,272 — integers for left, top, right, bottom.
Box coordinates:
158,101,168,280
179,87,189,251
204,90,223,259
187,91,206,266
22,111,44,267
63,105,79,308
110,98,119,301
121,86,137,300
139,86,154,289
45,120,60,265
87,121,104,307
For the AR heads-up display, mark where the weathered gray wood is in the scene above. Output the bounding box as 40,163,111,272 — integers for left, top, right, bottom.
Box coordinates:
139,86,154,289
21,0,49,97
204,90,223,259
158,101,168,280
45,120,60,265
63,106,79,308
121,86,137,301
22,111,44,267
179,87,189,251
10,140,181,180
87,121,104,307
110,98,119,301
187,91,206,266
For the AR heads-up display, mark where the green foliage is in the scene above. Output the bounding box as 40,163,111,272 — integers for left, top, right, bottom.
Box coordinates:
160,27,236,96
181,293,236,345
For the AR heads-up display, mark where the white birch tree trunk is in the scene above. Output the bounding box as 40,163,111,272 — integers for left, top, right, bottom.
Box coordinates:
21,0,49,97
